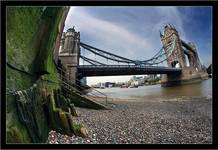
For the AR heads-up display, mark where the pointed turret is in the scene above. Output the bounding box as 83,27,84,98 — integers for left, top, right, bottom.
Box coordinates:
159,30,163,37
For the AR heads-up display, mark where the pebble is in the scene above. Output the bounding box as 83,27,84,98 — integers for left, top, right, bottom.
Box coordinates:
47,97,212,144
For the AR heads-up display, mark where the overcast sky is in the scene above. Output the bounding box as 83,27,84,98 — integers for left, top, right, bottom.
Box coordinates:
64,6,212,85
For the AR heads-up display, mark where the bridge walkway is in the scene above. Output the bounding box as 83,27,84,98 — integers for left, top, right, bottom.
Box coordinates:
77,65,182,77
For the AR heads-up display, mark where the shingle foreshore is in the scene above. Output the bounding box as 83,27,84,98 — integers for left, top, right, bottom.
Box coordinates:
48,96,212,144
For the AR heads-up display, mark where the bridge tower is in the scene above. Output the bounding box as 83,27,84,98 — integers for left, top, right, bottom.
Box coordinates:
160,25,186,68
58,27,80,84
160,25,208,86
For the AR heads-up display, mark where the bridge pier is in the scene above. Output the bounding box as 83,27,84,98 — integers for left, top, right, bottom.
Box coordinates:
161,66,208,87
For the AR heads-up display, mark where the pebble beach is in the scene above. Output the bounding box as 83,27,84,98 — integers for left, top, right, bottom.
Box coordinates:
47,95,212,144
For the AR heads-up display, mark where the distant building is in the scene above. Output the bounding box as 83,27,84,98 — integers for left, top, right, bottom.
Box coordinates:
105,82,115,88
130,75,145,86
94,82,105,88
147,74,157,81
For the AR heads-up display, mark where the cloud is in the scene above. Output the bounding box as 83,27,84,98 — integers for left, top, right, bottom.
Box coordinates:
64,6,209,85
64,7,77,31
153,7,189,41
65,7,159,61
65,6,190,58
65,7,183,85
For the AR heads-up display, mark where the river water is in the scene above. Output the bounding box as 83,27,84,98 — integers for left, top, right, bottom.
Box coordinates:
94,78,212,100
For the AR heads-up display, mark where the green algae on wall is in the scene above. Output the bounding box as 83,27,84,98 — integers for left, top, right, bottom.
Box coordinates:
7,7,45,143
6,6,65,143
6,7,44,90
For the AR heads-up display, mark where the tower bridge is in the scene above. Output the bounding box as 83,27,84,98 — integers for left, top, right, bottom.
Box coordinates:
58,25,208,87
77,65,181,77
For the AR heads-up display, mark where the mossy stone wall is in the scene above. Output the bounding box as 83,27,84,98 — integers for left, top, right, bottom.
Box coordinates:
6,7,65,143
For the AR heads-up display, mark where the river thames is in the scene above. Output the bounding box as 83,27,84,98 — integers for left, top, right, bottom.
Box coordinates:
95,78,212,101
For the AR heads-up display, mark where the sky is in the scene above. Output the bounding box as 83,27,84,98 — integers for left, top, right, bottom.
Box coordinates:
64,6,212,85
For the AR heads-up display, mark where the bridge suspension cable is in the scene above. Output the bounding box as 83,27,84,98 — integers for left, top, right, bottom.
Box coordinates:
80,42,135,64
80,55,107,66
79,36,177,66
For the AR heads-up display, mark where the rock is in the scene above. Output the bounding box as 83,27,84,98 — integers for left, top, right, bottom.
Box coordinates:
47,99,212,144
80,127,89,137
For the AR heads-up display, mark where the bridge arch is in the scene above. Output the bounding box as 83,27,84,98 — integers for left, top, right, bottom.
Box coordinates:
171,61,181,68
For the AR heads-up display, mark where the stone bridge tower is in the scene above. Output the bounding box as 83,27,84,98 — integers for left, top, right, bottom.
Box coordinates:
160,25,208,86
160,25,186,68
58,27,80,84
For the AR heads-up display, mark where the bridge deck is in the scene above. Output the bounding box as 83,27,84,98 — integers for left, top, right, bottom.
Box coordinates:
77,65,182,77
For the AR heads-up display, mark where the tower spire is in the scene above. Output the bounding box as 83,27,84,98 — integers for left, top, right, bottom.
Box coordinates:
159,30,163,37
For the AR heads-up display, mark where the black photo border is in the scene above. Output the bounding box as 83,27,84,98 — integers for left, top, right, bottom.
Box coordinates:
1,0,218,149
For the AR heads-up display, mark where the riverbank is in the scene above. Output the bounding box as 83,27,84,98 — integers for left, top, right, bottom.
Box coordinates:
47,95,212,144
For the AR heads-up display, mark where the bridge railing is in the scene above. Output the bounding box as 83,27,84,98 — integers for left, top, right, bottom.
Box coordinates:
56,66,108,106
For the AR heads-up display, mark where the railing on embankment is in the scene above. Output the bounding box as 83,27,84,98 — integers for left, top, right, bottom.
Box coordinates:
55,66,108,109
